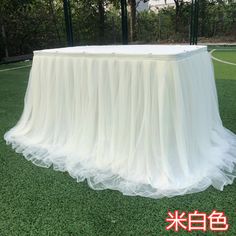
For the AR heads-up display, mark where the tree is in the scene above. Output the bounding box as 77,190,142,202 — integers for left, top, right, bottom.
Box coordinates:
173,0,185,32
98,0,105,43
128,0,136,41
128,0,149,42
48,0,62,43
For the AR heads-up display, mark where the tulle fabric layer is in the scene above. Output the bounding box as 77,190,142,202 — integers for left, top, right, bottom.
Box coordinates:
4,51,236,198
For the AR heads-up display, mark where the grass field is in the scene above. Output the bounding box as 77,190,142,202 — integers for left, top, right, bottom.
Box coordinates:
0,49,236,236
212,50,236,64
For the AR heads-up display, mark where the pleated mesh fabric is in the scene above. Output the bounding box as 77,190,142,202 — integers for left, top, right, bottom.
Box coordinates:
4,46,236,198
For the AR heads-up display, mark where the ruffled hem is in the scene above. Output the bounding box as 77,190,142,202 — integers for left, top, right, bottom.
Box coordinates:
4,128,236,199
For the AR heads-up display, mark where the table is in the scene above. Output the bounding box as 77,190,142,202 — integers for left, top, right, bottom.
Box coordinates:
4,45,236,198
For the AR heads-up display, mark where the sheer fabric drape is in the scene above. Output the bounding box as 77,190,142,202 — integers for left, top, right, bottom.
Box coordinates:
4,46,236,198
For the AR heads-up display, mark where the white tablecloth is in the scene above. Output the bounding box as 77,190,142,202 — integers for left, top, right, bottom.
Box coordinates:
5,45,236,198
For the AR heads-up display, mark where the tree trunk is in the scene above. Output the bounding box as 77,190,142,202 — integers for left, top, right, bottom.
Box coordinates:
200,0,206,36
1,24,9,58
49,0,61,44
174,0,180,33
98,0,105,44
128,0,136,42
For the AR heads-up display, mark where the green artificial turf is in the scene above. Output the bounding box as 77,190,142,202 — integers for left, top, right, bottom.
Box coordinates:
212,50,236,64
0,51,236,236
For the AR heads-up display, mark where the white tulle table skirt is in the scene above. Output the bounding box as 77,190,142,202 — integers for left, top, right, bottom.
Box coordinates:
4,45,236,198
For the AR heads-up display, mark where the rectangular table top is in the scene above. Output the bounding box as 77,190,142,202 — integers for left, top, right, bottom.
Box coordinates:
34,45,207,60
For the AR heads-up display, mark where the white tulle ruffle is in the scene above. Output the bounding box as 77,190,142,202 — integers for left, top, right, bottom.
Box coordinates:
4,45,236,198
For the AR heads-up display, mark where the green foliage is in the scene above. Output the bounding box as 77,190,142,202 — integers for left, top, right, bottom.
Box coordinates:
0,0,65,58
199,0,236,37
137,5,191,43
136,10,159,42
71,0,121,45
